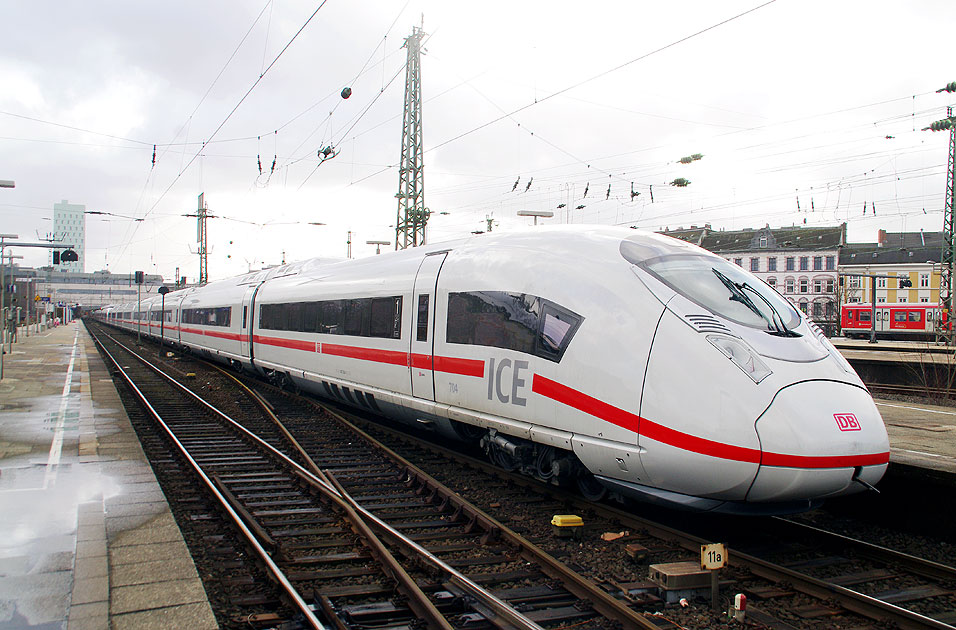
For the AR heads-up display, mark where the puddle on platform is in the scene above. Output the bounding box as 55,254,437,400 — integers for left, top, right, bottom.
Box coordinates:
0,609,67,630
0,464,121,561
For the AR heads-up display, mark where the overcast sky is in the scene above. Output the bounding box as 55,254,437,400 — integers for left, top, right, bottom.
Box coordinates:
2,0,954,281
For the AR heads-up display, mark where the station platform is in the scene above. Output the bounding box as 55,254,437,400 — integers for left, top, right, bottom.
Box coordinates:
832,338,953,352
0,322,216,629
876,398,956,476
834,341,956,365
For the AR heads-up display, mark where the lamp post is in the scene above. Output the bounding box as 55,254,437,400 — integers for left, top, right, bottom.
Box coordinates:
3,252,23,355
158,285,169,355
366,240,390,255
0,234,18,380
517,210,554,226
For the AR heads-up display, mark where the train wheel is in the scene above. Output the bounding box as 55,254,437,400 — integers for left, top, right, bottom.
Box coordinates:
576,471,607,501
281,373,299,394
451,420,484,443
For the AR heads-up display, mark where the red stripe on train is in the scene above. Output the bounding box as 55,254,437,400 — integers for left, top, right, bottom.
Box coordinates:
252,334,316,352
250,336,483,377
322,344,407,366
531,374,889,470
434,355,484,377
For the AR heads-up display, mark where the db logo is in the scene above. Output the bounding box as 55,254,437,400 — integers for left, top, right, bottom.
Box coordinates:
834,413,861,432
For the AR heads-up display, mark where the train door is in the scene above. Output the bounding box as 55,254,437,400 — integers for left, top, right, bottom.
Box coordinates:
239,286,257,359
877,308,890,332
409,252,447,400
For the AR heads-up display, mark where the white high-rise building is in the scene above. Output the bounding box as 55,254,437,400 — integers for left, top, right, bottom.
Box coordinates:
51,200,85,272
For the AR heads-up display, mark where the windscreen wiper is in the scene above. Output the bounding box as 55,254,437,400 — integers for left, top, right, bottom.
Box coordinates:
739,282,801,337
712,268,771,328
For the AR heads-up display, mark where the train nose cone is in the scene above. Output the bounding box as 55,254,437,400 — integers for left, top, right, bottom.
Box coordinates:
747,381,890,502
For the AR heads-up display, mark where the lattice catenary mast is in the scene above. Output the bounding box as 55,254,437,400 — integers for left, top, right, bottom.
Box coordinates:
927,104,956,343
183,193,212,285
394,24,427,250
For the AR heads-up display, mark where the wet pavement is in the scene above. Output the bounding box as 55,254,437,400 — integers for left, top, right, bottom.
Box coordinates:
0,322,216,630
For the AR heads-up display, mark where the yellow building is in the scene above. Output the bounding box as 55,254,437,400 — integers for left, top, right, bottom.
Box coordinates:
839,230,943,305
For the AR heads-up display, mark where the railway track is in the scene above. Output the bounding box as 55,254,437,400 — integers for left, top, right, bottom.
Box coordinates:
91,320,956,629
200,353,956,629
341,411,956,630
86,320,661,630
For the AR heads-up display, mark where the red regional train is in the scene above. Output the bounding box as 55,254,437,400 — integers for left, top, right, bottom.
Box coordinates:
93,226,890,514
841,303,947,340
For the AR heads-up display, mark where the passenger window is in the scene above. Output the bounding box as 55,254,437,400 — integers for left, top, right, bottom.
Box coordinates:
344,299,367,336
909,311,921,322
370,297,402,338
536,304,581,361
260,298,402,339
894,311,907,323
447,291,582,362
319,300,343,334
447,291,537,355
417,295,429,342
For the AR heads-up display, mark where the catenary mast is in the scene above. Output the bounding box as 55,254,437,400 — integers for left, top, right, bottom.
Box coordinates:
394,23,427,250
941,106,956,342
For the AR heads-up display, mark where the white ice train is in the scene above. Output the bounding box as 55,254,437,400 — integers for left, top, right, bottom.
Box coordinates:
94,226,890,514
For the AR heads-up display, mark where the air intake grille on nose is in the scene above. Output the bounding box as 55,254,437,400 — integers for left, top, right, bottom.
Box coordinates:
685,314,733,334
806,320,828,344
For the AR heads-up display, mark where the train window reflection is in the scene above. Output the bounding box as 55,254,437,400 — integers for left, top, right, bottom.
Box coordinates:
541,313,571,351
447,291,582,362
182,306,232,327
260,297,401,339
640,254,800,331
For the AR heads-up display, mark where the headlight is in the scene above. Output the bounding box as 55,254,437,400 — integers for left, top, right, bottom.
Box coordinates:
706,335,772,383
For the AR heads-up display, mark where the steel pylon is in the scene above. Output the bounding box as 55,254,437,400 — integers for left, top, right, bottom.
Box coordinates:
395,25,427,250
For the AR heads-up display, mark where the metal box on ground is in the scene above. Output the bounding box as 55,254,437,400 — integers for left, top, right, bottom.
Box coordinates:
550,514,584,538
648,561,712,603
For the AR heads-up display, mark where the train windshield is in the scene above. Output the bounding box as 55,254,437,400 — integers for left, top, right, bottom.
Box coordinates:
639,254,801,333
